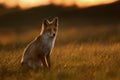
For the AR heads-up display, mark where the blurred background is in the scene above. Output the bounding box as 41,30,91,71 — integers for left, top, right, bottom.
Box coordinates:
0,1,120,80
0,0,120,47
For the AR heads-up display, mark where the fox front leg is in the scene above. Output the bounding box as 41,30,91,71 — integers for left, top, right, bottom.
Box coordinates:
46,54,51,68
40,56,48,68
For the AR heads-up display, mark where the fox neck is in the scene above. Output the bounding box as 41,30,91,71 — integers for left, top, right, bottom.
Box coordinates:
42,33,55,41
41,33,56,46
40,33,56,54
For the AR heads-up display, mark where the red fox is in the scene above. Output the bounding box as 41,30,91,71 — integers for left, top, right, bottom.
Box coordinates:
21,17,58,69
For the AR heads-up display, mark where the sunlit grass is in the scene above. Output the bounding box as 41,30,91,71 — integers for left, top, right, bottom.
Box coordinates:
0,26,120,80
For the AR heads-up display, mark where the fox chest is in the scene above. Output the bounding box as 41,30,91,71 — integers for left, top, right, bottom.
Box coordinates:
41,40,54,55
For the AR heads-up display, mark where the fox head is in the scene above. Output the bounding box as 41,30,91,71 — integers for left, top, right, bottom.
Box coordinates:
41,17,58,39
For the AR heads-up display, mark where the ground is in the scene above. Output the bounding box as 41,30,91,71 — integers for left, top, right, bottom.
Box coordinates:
0,25,120,80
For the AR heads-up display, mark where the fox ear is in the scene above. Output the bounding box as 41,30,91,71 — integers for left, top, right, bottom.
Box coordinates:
43,19,49,27
53,17,58,27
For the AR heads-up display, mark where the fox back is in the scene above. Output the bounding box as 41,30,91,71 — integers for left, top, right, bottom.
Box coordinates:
21,17,58,68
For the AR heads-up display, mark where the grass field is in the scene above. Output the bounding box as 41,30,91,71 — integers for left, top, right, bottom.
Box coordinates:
0,25,120,80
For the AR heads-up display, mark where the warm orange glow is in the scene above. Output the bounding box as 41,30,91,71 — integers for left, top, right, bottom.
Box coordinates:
75,0,117,8
51,0,75,7
0,0,18,8
19,0,50,9
0,0,50,9
0,0,118,9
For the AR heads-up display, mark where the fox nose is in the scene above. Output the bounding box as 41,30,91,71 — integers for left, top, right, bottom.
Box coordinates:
53,33,56,37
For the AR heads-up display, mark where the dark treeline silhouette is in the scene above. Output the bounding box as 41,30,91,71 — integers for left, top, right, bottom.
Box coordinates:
0,1,120,29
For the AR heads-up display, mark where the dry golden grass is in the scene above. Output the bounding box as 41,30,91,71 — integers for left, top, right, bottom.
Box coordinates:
0,26,120,80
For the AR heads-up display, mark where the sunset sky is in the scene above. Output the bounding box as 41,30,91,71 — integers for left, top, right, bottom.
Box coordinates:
0,0,118,9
